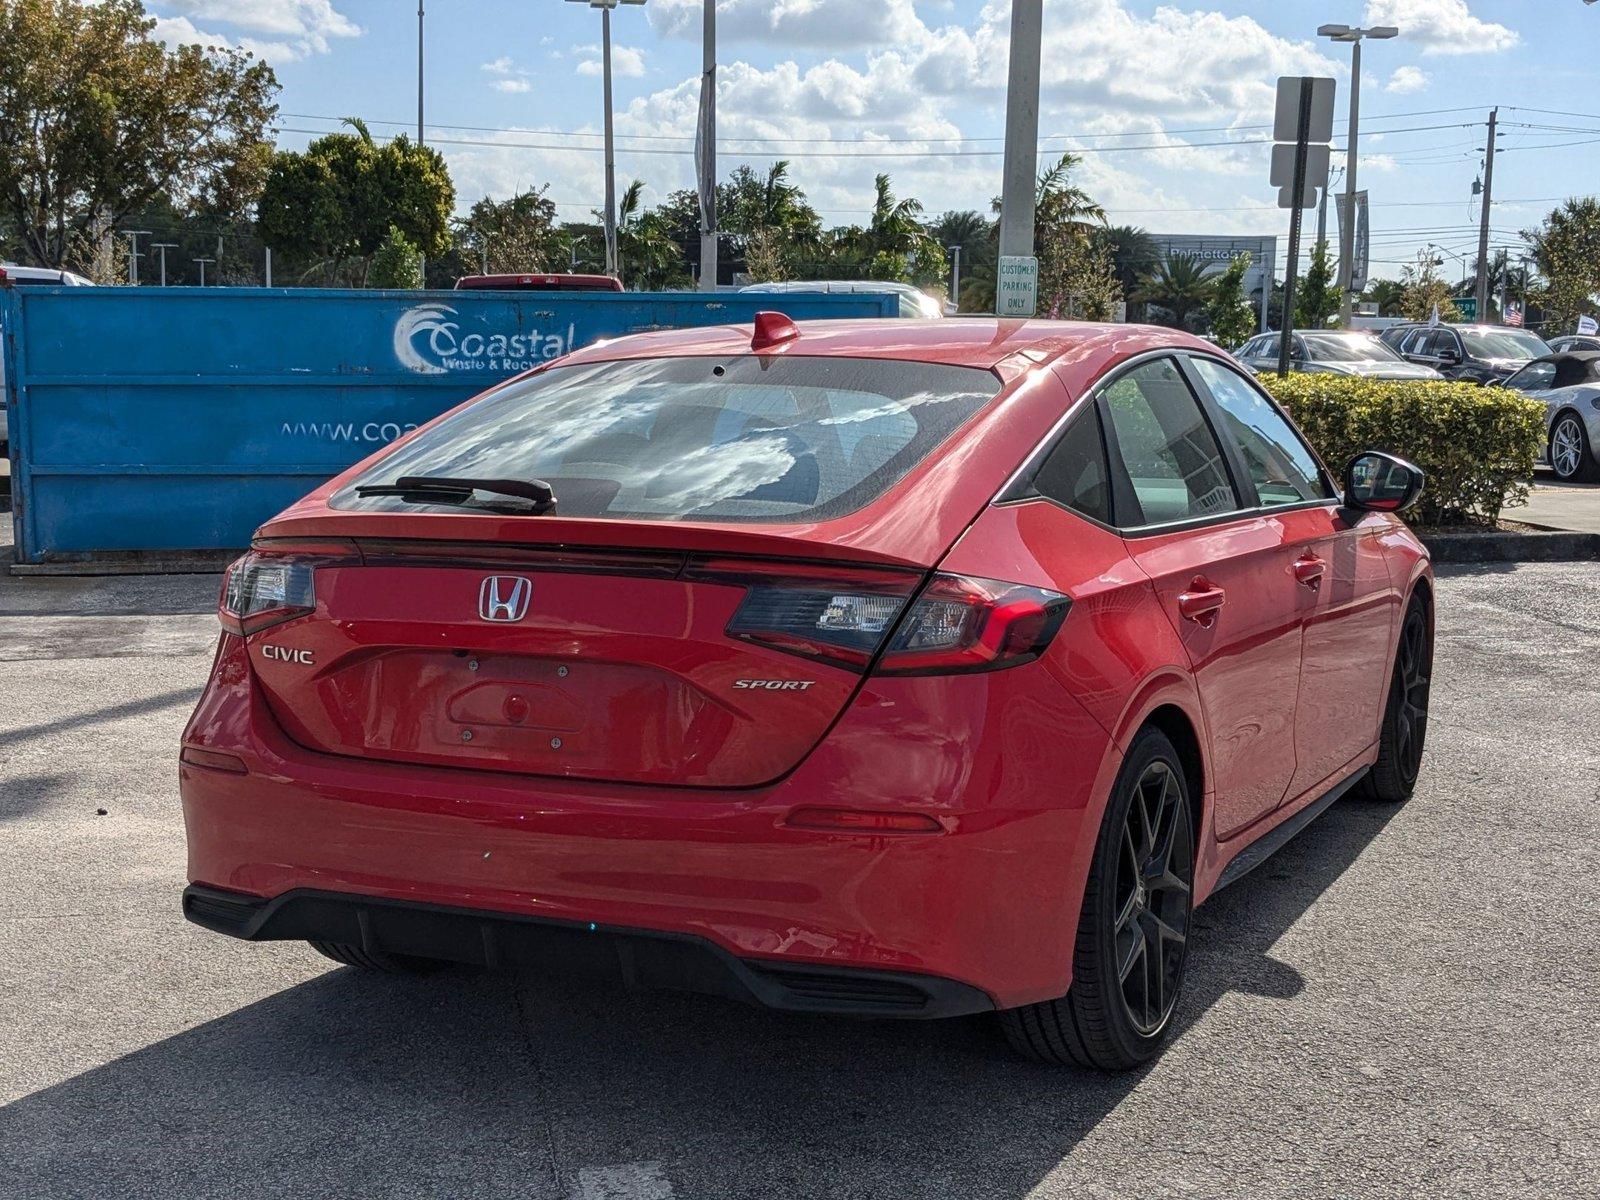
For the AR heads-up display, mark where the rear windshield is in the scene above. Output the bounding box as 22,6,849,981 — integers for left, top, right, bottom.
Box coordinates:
333,355,999,523
1460,329,1549,360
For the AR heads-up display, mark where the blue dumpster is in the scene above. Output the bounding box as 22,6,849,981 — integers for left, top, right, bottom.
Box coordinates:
0,286,900,566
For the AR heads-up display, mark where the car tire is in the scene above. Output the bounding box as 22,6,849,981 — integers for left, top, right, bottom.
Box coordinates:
1000,726,1194,1071
1359,594,1433,803
1549,412,1600,483
308,940,444,973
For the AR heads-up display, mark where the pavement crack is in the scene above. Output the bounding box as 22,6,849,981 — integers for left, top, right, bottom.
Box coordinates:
509,973,565,1196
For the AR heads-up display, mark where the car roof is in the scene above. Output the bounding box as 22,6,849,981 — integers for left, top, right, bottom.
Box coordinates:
561,316,1220,372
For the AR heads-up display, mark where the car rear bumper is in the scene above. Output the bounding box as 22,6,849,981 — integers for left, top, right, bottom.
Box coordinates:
183,884,992,1018
181,635,1114,1011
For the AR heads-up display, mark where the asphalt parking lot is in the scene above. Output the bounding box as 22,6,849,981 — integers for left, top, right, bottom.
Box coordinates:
1,523,1596,1198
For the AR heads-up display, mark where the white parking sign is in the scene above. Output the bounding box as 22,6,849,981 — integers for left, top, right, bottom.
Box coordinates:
997,255,1039,318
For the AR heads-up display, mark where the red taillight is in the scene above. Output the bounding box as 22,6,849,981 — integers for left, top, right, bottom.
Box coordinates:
219,541,357,635
693,557,922,671
709,559,1069,676
877,574,1071,676
785,807,944,834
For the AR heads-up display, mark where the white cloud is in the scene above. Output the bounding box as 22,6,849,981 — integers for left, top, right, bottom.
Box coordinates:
1384,65,1432,93
149,1,360,61
576,44,646,78
651,0,927,51
1364,0,1519,55
492,79,533,94
481,57,516,75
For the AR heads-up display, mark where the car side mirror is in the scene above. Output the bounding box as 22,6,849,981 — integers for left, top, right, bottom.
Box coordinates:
1344,452,1425,514
1436,347,1461,365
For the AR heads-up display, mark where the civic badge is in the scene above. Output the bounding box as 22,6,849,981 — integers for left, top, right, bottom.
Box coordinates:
478,576,531,623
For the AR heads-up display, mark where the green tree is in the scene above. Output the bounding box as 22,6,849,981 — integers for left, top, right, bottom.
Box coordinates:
0,0,278,267
1523,198,1600,332
1093,225,1159,316
1031,153,1116,318
1206,253,1257,348
257,121,453,283
1140,252,1213,330
612,180,685,290
1295,240,1336,329
367,225,422,288
1397,249,1463,323
1363,278,1405,316
460,187,560,274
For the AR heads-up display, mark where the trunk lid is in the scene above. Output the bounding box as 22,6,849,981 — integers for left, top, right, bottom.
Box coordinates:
247,539,922,788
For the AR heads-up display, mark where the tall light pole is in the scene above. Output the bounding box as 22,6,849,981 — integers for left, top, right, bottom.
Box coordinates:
152,243,177,286
1318,22,1398,326
568,0,647,280
124,230,152,285
697,0,717,291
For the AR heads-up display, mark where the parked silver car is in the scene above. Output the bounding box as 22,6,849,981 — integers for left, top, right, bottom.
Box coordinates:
1236,330,1443,380
1506,352,1600,482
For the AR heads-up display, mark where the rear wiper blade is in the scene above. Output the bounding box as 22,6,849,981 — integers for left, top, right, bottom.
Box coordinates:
357,475,556,512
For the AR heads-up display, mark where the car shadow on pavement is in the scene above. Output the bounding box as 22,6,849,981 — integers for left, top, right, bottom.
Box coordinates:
1,685,202,748
0,799,1400,1199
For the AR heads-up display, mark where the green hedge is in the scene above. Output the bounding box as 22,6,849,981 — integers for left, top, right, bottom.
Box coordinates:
1258,374,1546,526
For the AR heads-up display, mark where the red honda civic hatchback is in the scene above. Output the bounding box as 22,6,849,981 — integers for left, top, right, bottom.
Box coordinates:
181,316,1432,1070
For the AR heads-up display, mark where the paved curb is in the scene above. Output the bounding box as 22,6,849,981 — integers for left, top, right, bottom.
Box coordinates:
1421,529,1600,563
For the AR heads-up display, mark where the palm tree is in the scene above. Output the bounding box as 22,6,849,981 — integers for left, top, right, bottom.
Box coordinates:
1139,252,1214,330
867,173,927,257
1034,153,1106,227
930,210,990,254
613,180,679,289
1093,225,1158,318
1363,278,1404,317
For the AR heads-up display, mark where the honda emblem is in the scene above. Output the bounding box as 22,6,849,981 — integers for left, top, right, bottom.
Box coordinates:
478,576,532,623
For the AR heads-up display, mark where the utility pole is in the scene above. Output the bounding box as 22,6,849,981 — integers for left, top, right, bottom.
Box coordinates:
152,243,177,286
417,0,427,284
950,244,963,310
124,230,152,285
697,0,717,291
1315,165,1343,252
194,257,214,287
1475,107,1498,321
997,0,1042,268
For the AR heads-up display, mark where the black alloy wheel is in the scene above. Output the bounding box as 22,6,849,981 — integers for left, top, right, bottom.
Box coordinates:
1113,759,1194,1036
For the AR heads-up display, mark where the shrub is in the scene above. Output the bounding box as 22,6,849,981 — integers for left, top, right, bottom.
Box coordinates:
1258,374,1546,526
367,225,423,289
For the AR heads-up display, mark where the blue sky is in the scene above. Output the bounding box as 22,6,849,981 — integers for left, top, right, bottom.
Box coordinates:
147,1,1600,281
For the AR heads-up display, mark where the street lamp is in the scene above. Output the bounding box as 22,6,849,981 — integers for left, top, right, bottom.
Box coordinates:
152,243,177,287
123,230,153,285
567,0,647,279
1318,22,1398,326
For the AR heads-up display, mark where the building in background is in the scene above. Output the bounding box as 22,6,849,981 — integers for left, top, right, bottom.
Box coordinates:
1145,234,1278,332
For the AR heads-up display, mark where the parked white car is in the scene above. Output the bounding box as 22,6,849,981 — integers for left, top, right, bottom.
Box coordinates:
1506,352,1600,482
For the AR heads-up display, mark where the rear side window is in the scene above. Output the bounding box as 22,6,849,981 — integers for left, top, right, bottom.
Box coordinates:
1032,405,1111,525
1100,358,1238,526
334,356,998,523
1191,358,1333,506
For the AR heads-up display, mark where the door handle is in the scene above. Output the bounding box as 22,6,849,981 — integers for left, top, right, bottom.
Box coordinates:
1177,577,1226,627
1293,553,1327,589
